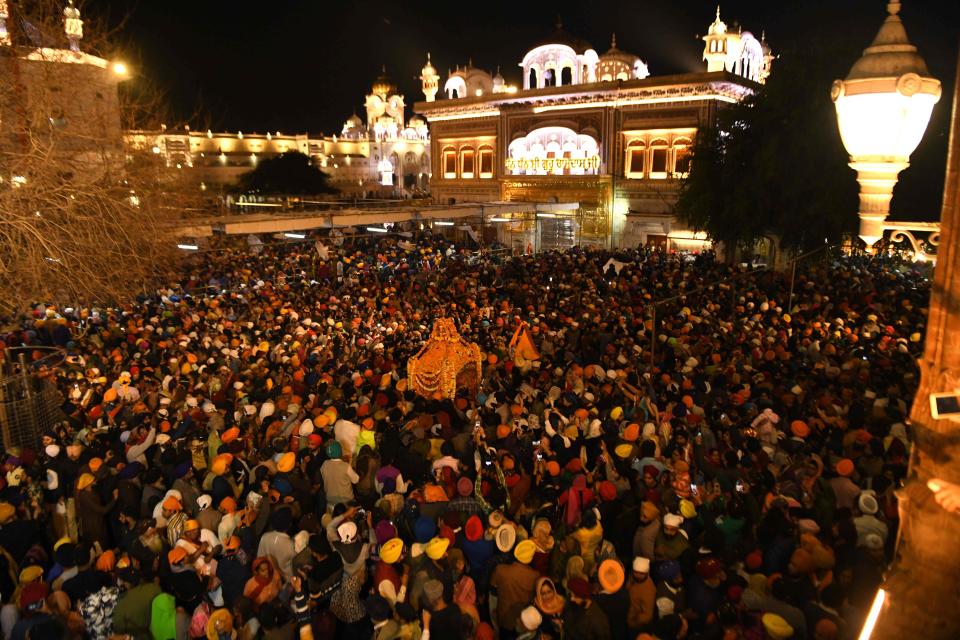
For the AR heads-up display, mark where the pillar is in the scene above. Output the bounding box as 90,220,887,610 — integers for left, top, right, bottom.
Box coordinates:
872,47,960,640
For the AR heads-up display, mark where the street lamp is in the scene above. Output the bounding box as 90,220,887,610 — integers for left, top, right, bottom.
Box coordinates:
831,0,941,247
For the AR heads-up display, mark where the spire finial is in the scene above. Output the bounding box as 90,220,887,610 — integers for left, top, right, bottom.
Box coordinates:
888,1,901,16
611,33,617,49
555,14,562,30
716,5,721,20
427,52,431,63
382,63,387,73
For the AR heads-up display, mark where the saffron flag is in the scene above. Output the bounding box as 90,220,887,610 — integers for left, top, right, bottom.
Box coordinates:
510,322,540,363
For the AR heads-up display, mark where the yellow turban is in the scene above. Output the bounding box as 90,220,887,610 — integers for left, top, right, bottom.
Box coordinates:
514,539,537,564
425,537,450,560
380,538,404,564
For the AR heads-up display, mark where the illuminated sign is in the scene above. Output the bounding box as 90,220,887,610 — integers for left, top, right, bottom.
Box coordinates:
505,156,601,173
507,126,601,176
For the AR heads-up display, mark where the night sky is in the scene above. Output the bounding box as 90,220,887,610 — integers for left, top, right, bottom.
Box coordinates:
100,0,958,216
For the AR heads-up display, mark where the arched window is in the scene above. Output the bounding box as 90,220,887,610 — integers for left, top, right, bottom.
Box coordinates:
625,141,645,178
528,68,538,89
560,66,573,86
673,139,692,176
442,147,457,179
600,73,612,82
478,146,494,179
460,146,475,179
650,139,669,178
543,68,555,87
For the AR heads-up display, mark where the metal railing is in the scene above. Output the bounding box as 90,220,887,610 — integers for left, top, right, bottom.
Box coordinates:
0,350,67,451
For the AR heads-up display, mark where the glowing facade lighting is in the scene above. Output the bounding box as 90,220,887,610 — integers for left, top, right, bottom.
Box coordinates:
433,220,455,226
488,217,510,222
284,232,306,239
111,61,128,76
426,110,501,122
366,226,388,233
530,94,738,114
666,231,709,240
177,243,199,251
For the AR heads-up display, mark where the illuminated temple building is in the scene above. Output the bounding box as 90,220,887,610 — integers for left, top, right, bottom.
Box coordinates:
416,10,773,250
125,68,430,199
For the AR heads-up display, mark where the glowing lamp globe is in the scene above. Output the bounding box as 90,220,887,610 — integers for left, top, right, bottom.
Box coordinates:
831,1,941,245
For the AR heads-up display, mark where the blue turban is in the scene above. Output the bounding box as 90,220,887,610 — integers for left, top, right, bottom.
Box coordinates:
413,515,436,543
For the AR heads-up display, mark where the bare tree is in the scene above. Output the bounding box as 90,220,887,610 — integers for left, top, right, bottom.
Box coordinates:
0,0,196,315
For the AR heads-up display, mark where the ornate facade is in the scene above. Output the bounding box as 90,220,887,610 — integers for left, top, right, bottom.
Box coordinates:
416,9,771,250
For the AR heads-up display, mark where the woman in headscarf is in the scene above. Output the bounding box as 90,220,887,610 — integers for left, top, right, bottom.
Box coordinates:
531,518,555,576
450,548,478,627
242,557,281,610
534,577,566,640
564,555,586,593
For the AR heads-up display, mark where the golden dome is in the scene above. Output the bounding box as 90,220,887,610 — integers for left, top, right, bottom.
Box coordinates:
372,65,396,97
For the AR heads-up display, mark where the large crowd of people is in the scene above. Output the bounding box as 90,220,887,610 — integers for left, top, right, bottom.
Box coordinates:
0,234,929,640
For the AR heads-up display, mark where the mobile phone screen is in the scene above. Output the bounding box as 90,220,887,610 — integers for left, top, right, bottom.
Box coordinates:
936,395,960,415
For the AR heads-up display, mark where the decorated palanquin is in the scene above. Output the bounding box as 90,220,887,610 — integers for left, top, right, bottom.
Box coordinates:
407,318,483,399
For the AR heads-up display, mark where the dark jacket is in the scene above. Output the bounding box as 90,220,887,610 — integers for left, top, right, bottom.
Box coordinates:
216,555,252,608
562,601,612,640
76,489,116,548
